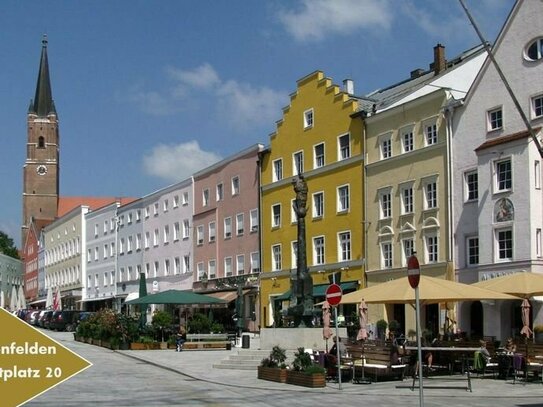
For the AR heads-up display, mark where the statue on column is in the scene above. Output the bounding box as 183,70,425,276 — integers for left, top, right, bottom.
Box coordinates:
288,174,314,327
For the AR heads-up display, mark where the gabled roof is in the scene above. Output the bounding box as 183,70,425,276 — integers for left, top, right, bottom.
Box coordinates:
57,197,137,217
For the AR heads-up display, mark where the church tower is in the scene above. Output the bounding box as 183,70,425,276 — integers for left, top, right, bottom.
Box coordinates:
22,35,59,246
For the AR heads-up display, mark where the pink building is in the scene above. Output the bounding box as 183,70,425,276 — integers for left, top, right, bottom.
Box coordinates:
192,144,264,332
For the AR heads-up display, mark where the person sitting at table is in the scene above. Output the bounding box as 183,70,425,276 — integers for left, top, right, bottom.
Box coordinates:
478,340,491,363
324,336,346,379
504,337,517,354
328,335,346,357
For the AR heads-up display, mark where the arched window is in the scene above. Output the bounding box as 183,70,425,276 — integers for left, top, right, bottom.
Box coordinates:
38,136,45,148
525,38,543,61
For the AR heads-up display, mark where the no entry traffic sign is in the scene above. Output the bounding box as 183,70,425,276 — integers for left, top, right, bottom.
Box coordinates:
407,254,420,289
325,283,343,306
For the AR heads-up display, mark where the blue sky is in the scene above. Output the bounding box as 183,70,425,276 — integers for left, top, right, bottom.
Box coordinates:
1,0,514,246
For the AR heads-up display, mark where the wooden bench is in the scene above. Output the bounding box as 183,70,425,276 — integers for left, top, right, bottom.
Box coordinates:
347,344,406,382
184,333,231,350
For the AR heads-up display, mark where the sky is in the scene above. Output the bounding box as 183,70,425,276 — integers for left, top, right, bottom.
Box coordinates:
0,0,515,247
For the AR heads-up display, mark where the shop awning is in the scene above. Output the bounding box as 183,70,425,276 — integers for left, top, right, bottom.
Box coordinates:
205,290,250,303
274,281,358,301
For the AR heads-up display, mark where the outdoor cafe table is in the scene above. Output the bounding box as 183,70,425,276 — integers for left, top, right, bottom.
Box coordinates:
404,346,479,392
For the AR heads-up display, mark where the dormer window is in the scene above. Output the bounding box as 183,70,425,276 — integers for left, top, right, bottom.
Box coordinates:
303,108,314,129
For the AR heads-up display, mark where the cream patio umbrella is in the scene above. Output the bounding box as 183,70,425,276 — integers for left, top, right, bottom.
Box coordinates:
339,275,519,305
0,290,4,309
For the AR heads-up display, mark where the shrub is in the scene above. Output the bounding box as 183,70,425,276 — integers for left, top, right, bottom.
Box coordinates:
292,347,313,372
152,310,173,342
188,313,212,334
260,345,287,368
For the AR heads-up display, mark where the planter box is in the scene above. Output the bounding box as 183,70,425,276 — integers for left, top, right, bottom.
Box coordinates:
130,342,147,350
92,339,102,346
257,366,287,383
286,370,325,388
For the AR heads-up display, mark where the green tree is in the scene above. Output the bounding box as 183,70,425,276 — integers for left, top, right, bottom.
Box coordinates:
0,231,19,259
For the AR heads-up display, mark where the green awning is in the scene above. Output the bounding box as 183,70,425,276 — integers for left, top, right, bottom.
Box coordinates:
273,282,358,302
125,290,227,307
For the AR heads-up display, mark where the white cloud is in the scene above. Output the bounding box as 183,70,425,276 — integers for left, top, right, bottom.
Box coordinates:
143,141,222,182
167,63,220,90
123,83,181,116
278,0,392,42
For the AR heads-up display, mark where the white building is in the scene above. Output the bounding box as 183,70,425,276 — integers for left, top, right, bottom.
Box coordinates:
453,0,543,340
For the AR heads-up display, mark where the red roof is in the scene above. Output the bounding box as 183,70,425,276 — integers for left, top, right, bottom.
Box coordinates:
475,128,541,152
57,196,137,217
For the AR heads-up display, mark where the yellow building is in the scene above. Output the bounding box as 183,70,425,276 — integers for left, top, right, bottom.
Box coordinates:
259,71,365,328
363,45,486,337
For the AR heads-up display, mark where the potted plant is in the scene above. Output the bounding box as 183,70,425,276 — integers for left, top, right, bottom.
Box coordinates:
257,345,287,383
286,347,325,388
151,310,173,349
376,319,388,340
388,320,401,337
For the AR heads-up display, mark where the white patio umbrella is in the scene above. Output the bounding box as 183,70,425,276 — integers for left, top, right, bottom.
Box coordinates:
53,286,62,311
0,290,5,309
10,285,17,310
17,286,26,310
45,286,53,309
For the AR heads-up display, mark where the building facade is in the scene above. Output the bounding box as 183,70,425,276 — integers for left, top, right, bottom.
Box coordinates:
260,71,365,328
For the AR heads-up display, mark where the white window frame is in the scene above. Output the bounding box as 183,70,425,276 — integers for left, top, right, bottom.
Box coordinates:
423,178,438,210
272,204,281,228
197,262,205,280
495,158,512,193
293,151,304,176
379,188,392,219
525,38,543,61
466,236,479,266
203,188,210,207
224,257,233,277
531,94,543,119
208,260,216,279
401,238,414,267
464,170,478,202
337,184,350,213
338,133,351,160
380,133,392,159
313,236,325,265
424,119,438,146
236,254,245,275
173,222,180,241
400,183,414,214
314,143,325,168
236,213,244,236
216,183,223,201
535,161,541,190
272,244,282,271
338,231,351,262
303,108,314,129
182,192,189,205
183,219,190,239
487,107,503,131
425,233,438,263
312,191,324,219
197,225,204,245
250,252,260,273
224,217,232,239
495,227,513,261
183,255,190,273
401,129,414,153
273,159,283,182
290,199,297,224
231,176,240,196
291,241,298,269
381,241,392,269
250,209,259,232
209,221,216,242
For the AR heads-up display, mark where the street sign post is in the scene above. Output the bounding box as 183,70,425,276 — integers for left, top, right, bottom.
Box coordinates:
407,252,424,407
325,283,342,306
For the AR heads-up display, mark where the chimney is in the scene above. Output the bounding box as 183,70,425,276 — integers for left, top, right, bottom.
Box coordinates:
343,79,354,95
410,68,425,79
433,43,446,75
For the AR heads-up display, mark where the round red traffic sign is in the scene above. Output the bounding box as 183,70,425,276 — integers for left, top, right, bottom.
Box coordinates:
407,254,420,289
325,283,343,306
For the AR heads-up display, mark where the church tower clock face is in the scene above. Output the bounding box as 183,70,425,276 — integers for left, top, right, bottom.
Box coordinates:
36,165,48,175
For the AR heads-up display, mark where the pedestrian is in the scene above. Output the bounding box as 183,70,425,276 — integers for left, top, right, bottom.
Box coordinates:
176,326,186,352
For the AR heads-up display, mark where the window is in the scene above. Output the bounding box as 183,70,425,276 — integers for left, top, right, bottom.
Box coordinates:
536,161,541,189
136,233,142,250
338,134,350,160
173,195,179,208
153,261,159,277
216,183,223,201
163,225,169,244
145,263,150,278
236,254,245,275
182,192,189,205
183,220,190,239
153,202,159,216
127,235,133,252
314,143,325,168
313,192,324,218
197,225,204,245
273,159,283,182
174,257,180,274
164,259,171,276
496,159,512,191
537,229,542,258
426,234,438,263
465,170,478,201
94,223,99,237
379,189,392,219
173,222,180,241
272,245,282,271
103,244,108,259
145,207,150,218
250,209,259,232
224,257,233,277
401,184,414,214
197,262,205,280
153,229,159,246
424,179,438,209
291,241,298,269
467,236,479,266
496,228,512,260
526,38,543,61
293,151,304,176
313,236,325,265
425,122,438,146
183,255,190,273
209,221,216,242
380,135,392,159
338,231,351,262
381,242,392,268
104,220,109,234
208,260,216,278
38,136,45,148
402,130,414,153
272,204,281,228
144,232,150,249
163,199,169,212
337,185,350,213
231,176,240,195
136,209,141,221
402,238,414,267
224,217,232,239
532,95,543,119
119,238,125,255
236,213,244,235
251,252,260,273
304,108,314,129
203,189,210,207
488,108,503,131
